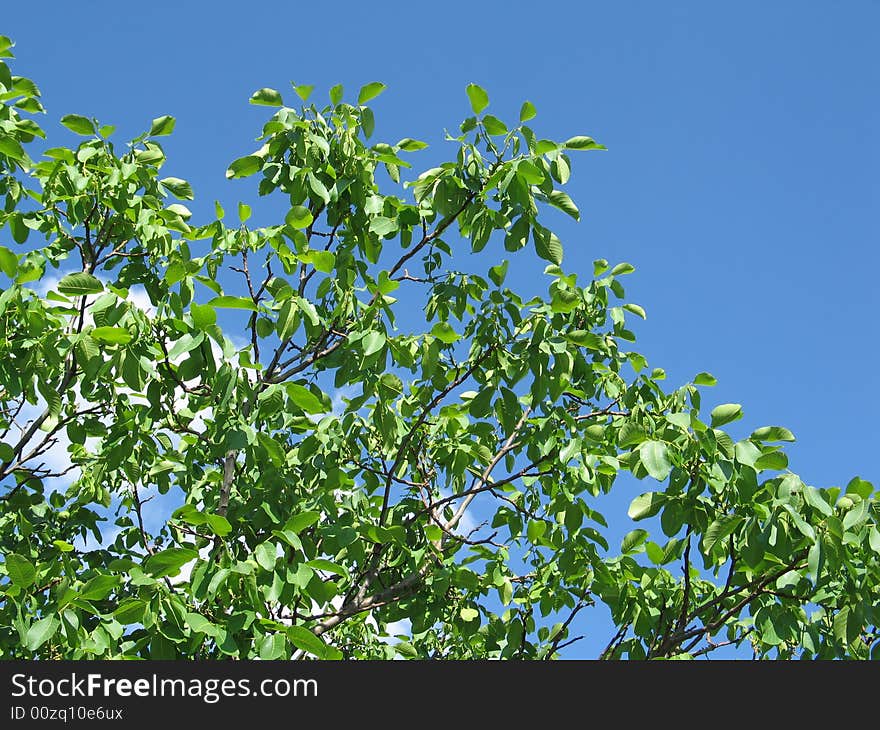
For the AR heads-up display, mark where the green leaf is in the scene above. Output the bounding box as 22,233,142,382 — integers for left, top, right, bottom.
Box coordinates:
611,262,635,275
114,599,147,624
517,160,545,185
226,155,263,179
208,295,257,310
287,383,326,414
645,541,665,565
703,514,744,554
285,205,314,229
459,607,479,622
306,559,347,577
160,177,194,200
710,403,743,428
301,250,335,273
0,245,17,277
249,87,283,106
144,548,198,578
186,612,217,635
238,202,251,223
5,553,36,588
489,260,508,287
25,616,59,651
750,425,795,442
396,138,428,152
255,542,276,571
533,229,563,265
465,83,489,114
482,115,508,136
190,302,217,329
623,303,646,319
547,190,579,220
627,492,667,521
206,513,232,537
694,372,717,386
754,451,788,471
79,574,118,600
844,476,873,499
57,272,104,296
60,114,95,136
149,115,176,136
639,441,672,481
292,83,314,101
0,137,25,162
621,529,649,554
284,511,320,534
869,527,880,555
90,326,133,345
287,625,342,659
520,100,537,122
362,331,386,357
431,322,459,344
527,520,547,544
564,135,603,151
329,84,344,105
358,81,386,105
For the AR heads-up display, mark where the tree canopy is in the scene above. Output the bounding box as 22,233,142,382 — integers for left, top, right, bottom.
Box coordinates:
1,35,878,660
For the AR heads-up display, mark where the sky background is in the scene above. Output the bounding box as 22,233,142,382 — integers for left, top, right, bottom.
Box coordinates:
3,1,878,658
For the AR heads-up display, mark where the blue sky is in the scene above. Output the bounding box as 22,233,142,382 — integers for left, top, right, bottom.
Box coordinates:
3,1,878,657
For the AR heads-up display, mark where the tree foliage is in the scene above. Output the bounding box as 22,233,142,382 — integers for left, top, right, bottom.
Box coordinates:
1,35,878,660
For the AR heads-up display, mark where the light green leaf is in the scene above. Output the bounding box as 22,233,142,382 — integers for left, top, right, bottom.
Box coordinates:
466,83,489,114
206,513,232,537
90,326,133,345
358,81,386,105
396,138,428,151
190,302,217,329
627,492,667,521
292,83,314,101
431,322,459,344
639,441,672,481
226,155,263,179
60,114,95,136
287,625,342,659
160,177,194,200
5,553,36,587
362,331,386,357
703,514,744,554
750,425,796,442
710,403,743,428
208,295,257,310
459,607,479,622
527,520,547,543
25,616,59,651
621,529,649,554
249,87,283,106
564,135,604,151
520,100,536,122
255,542,276,571
694,372,717,386
144,548,198,578
149,115,176,136
57,272,104,296
284,511,320,534
517,159,545,185
287,383,326,414
285,205,314,229
547,189,579,220
623,303,646,319
79,574,118,601
0,246,17,277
